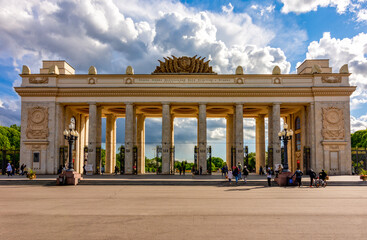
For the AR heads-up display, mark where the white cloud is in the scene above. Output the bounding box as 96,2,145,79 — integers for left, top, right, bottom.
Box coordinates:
280,0,352,14
356,8,367,21
303,32,367,110
351,115,367,132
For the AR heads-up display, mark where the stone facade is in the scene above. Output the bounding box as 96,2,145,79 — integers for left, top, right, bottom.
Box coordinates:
15,59,356,175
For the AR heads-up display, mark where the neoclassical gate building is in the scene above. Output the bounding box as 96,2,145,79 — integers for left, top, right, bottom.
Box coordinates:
15,57,355,175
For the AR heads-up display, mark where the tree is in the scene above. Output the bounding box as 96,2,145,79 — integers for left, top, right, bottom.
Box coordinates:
351,130,367,148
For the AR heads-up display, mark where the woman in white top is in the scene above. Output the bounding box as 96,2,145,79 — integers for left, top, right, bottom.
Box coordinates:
227,169,233,184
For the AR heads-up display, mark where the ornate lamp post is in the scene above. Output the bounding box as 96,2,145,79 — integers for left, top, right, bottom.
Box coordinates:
278,123,293,172
63,117,79,171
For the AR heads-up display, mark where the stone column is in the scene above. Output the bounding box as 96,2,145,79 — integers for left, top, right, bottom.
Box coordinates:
267,106,273,169
162,103,172,174
137,114,145,174
96,106,102,173
235,103,244,167
125,103,134,174
170,116,175,174
256,114,266,173
307,103,316,170
88,103,97,172
226,114,234,168
272,103,281,166
79,114,86,173
54,103,65,174
112,117,116,172
198,103,207,174
105,114,115,173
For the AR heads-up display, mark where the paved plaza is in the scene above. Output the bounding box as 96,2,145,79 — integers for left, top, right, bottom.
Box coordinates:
0,182,366,239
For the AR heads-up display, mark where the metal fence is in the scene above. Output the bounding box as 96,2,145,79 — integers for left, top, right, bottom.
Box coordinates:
352,147,367,174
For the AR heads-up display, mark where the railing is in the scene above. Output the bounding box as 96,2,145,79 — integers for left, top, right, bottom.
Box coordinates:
0,148,20,175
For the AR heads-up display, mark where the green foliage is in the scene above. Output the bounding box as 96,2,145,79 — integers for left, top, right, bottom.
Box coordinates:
101,149,105,166
246,152,256,171
0,125,20,149
351,129,367,148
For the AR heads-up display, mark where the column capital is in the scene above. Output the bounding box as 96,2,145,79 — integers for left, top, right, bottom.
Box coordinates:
272,102,281,106
88,102,97,105
198,102,207,106
125,102,134,106
161,102,170,106
309,102,315,106
235,102,244,105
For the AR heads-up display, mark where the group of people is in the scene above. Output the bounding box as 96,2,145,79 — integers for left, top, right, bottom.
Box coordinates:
5,163,28,176
290,168,328,187
222,162,250,185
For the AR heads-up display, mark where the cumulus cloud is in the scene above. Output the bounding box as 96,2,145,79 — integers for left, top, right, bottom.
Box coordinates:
280,0,353,14
351,114,367,132
304,32,367,110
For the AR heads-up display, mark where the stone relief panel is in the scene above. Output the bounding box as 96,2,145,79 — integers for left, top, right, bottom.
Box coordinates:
322,107,345,140
321,76,341,83
26,106,49,139
29,77,48,84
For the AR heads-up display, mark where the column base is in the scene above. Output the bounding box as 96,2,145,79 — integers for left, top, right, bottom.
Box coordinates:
57,171,83,185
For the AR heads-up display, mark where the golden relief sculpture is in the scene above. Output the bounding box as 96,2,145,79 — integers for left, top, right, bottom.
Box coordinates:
153,55,215,74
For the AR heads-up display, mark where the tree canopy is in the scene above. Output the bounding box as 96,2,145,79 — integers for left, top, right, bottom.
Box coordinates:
0,125,20,149
351,130,367,148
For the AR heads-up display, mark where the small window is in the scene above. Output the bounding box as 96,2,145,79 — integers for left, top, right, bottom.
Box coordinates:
33,152,40,162
295,117,301,130
296,133,301,151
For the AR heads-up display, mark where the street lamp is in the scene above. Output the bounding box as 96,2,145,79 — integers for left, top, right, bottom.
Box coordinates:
278,123,293,172
63,117,79,171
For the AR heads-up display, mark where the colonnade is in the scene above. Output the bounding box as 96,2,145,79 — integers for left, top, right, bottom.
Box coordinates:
61,102,313,175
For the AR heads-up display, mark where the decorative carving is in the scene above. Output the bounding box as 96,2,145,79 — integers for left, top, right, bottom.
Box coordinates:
236,78,244,84
272,66,281,75
321,76,342,83
153,55,215,74
22,65,31,74
88,78,96,84
339,64,349,74
88,66,97,75
26,107,49,139
322,107,344,140
235,66,243,75
126,66,134,75
311,64,322,74
29,77,48,84
273,77,281,84
125,78,133,84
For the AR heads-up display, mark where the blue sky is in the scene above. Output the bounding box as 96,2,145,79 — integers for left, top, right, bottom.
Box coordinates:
0,0,367,161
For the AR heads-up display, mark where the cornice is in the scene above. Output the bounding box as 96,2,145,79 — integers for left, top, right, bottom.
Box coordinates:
14,86,356,97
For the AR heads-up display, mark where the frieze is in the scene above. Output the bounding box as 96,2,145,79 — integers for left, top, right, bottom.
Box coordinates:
321,76,342,83
29,77,48,84
26,106,49,139
153,56,215,74
133,78,236,84
322,107,344,140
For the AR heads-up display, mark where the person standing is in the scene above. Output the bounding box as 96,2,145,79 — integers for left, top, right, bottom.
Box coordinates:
11,164,15,176
6,163,12,177
309,169,316,187
292,168,303,187
114,165,119,176
179,165,182,175
199,166,203,175
20,164,25,175
267,168,272,187
259,166,263,175
243,166,249,183
101,165,105,175
233,166,239,185
182,162,186,175
237,162,242,179
227,168,233,185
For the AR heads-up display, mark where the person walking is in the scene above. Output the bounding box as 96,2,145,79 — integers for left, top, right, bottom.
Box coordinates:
309,169,316,187
243,166,249,183
6,163,12,177
227,168,233,185
292,168,303,187
267,167,272,187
